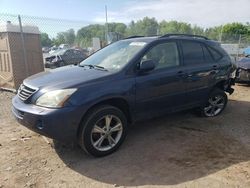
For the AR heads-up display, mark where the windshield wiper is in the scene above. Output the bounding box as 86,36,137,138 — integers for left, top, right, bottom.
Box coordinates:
93,65,108,71
79,64,108,71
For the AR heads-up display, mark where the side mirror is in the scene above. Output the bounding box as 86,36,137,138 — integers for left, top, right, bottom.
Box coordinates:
139,59,156,73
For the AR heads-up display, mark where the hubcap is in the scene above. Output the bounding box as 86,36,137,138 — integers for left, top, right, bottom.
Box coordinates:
204,95,225,117
91,115,123,151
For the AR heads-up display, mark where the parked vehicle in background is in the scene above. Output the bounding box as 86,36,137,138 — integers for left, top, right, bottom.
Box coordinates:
59,44,70,49
243,46,250,56
42,47,50,53
45,49,86,68
49,46,59,54
236,56,250,83
72,46,89,57
12,34,235,157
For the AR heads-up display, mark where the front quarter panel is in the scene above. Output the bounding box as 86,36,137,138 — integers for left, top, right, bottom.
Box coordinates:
68,75,136,118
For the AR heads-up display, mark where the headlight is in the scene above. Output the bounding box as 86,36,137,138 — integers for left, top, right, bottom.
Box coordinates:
35,89,77,108
52,57,58,63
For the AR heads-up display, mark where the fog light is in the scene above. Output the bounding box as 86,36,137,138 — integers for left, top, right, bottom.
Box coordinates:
36,120,44,130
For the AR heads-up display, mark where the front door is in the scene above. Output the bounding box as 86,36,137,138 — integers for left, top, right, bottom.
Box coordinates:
135,41,187,120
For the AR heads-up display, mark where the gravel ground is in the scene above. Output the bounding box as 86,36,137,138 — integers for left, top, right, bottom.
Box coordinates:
0,84,250,188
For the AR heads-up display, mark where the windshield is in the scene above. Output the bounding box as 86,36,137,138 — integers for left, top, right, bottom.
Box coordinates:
80,40,147,71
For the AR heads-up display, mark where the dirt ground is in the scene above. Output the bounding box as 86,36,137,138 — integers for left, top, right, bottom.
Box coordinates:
0,84,250,188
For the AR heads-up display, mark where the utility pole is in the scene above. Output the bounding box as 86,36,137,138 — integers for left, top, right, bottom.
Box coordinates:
105,5,109,44
18,15,28,77
219,25,224,43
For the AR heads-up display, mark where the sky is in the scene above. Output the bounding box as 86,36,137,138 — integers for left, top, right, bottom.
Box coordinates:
0,0,249,37
0,0,250,27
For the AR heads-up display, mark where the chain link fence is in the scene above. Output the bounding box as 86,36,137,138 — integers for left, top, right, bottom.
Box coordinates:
0,13,98,89
1,13,249,57
217,33,250,60
0,12,249,89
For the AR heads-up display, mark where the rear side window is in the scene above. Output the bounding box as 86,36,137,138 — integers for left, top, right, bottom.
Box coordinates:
207,46,223,61
182,41,204,65
202,45,213,63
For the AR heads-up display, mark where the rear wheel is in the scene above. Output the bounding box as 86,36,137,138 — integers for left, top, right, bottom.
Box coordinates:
79,105,127,157
200,89,228,117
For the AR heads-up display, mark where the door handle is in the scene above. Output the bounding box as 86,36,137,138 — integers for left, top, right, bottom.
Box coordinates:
177,70,184,77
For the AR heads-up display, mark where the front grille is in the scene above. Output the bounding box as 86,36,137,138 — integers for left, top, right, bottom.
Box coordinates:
18,84,37,101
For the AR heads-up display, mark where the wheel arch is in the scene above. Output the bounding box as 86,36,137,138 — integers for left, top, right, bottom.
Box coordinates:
76,97,133,139
211,78,233,92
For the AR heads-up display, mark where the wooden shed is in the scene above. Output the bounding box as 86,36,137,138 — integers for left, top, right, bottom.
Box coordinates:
0,22,44,90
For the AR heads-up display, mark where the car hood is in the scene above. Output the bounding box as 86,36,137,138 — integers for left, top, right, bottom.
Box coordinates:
237,61,250,70
24,65,112,89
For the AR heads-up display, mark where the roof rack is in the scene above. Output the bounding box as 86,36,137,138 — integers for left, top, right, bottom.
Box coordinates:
160,34,209,40
124,35,144,39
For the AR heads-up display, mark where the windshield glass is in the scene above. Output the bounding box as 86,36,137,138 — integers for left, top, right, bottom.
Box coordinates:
80,40,147,71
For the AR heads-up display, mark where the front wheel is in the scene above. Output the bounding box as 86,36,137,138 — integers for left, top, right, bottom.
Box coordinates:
58,61,65,67
79,105,128,157
200,89,228,117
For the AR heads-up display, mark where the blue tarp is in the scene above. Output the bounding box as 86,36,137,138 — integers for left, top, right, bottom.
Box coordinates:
243,47,250,56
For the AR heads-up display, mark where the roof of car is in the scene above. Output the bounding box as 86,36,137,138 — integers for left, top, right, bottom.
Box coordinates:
122,34,219,45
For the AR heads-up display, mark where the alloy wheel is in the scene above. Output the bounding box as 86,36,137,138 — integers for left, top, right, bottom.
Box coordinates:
204,95,225,117
91,115,123,151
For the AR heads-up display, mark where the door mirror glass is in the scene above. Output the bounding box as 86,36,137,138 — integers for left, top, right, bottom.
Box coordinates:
139,59,156,72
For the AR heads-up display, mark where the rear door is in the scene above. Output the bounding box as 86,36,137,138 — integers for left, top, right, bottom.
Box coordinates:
181,40,220,105
135,40,187,119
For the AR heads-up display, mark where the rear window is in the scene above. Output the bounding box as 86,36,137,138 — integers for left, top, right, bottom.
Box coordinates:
207,46,223,61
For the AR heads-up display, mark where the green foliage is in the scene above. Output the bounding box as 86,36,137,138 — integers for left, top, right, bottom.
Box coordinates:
52,29,76,46
76,24,105,47
53,32,65,46
63,29,75,45
51,17,250,48
108,23,127,35
222,23,249,34
204,26,222,40
40,33,52,47
192,25,204,35
126,17,158,36
159,21,192,35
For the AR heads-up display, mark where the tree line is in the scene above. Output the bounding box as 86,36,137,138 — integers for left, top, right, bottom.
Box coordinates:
41,17,250,48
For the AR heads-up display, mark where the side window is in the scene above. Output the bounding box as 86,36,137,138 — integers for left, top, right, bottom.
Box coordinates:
141,42,180,70
182,41,204,65
207,46,223,61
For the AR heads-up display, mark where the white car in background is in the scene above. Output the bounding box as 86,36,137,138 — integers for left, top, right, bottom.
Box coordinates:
59,44,70,49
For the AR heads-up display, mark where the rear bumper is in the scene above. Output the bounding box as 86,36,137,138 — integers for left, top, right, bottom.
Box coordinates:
12,95,83,143
224,78,235,95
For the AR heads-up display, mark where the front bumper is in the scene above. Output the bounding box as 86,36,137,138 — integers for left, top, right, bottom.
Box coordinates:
12,95,83,142
44,61,56,68
236,68,250,82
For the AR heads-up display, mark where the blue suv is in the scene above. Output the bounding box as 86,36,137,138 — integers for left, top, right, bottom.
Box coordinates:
12,34,235,157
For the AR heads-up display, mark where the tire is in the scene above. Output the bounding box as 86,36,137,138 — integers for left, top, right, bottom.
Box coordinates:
200,89,228,117
79,105,128,157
